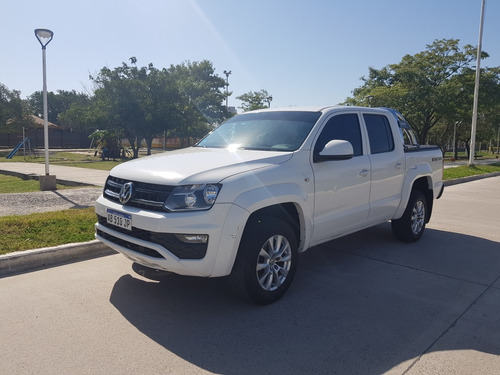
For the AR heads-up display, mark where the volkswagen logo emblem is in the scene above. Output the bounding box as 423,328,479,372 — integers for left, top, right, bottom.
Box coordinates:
119,182,134,204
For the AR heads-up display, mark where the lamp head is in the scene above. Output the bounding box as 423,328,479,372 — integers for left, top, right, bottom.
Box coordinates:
34,29,54,49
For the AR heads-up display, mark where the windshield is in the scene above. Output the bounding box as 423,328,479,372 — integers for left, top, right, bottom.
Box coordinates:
196,111,321,151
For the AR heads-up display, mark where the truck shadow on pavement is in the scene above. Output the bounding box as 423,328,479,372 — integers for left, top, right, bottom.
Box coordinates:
109,224,500,374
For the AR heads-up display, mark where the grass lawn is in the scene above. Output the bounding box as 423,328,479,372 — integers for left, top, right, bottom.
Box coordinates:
0,207,96,255
0,173,97,254
0,173,77,193
443,163,500,180
0,151,124,171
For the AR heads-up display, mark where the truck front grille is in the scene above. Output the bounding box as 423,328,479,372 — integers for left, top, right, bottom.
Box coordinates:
103,176,174,212
97,216,208,260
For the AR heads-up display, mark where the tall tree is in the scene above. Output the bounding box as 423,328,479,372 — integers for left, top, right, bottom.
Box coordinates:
345,39,486,145
430,66,500,156
57,94,97,132
167,60,229,146
236,89,272,112
57,59,231,156
27,90,90,125
0,83,33,132
90,59,149,158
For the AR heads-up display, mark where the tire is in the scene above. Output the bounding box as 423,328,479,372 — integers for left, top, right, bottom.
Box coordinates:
391,190,427,242
229,218,298,305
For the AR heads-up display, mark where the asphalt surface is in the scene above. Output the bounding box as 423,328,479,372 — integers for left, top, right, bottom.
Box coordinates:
0,173,499,374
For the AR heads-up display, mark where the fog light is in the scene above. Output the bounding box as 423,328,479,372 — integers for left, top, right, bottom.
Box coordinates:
175,234,208,243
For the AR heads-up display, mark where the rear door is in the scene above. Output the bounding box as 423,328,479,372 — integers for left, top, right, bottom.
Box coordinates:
362,113,405,222
310,112,371,244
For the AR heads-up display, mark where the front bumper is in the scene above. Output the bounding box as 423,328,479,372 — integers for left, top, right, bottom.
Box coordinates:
95,195,247,277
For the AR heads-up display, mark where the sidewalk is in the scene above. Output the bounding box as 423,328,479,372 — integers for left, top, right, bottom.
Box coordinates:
0,162,109,187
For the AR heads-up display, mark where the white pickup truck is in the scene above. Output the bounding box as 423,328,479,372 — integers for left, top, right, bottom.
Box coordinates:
95,106,444,304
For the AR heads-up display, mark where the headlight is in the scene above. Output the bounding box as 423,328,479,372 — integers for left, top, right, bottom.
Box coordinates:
164,184,222,211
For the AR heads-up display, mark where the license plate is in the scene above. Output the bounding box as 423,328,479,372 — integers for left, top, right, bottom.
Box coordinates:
106,209,132,231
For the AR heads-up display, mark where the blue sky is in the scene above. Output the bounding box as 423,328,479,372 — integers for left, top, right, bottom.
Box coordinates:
2,0,499,110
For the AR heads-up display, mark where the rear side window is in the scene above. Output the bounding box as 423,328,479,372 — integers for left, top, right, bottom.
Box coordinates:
313,114,363,158
363,114,395,154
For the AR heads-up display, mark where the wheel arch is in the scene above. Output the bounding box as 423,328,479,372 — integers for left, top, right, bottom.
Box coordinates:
394,176,433,223
243,203,303,250
410,176,434,223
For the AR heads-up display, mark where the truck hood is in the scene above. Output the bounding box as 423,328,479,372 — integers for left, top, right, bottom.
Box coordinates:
109,147,293,185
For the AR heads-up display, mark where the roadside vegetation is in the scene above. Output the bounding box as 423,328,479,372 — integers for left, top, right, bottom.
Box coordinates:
0,173,78,193
443,151,499,161
443,163,500,180
0,207,96,255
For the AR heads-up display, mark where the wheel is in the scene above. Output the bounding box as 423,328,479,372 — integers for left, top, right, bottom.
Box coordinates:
391,190,427,242
132,262,172,281
229,218,298,305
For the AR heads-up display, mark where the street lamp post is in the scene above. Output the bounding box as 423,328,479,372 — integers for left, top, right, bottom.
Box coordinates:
469,0,486,166
35,28,56,190
223,70,231,110
366,95,374,107
266,95,273,108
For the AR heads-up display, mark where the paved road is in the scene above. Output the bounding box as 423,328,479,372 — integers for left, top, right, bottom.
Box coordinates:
1,177,499,374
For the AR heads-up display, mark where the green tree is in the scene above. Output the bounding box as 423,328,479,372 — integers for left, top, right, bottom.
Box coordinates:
57,95,98,132
64,58,231,156
346,39,485,145
27,90,90,125
167,60,229,146
429,66,500,157
89,129,125,158
236,89,272,112
0,83,33,132
90,59,149,158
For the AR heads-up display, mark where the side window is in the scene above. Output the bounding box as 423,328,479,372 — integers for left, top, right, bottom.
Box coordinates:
363,114,395,154
313,114,363,159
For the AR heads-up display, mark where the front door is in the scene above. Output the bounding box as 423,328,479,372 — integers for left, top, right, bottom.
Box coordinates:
310,113,371,245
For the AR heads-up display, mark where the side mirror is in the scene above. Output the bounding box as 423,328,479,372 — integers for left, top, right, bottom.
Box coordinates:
315,140,354,162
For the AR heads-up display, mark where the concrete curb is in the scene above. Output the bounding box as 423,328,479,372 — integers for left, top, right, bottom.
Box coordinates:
0,240,115,278
443,171,500,186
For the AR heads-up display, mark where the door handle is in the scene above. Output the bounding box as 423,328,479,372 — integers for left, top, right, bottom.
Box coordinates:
395,163,403,170
359,169,369,177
